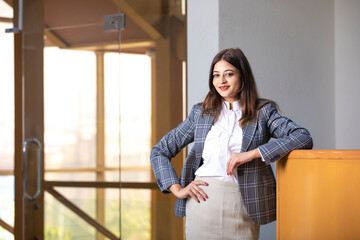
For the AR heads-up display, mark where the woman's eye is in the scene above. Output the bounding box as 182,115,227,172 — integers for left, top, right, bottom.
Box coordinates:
213,74,220,78
225,73,233,77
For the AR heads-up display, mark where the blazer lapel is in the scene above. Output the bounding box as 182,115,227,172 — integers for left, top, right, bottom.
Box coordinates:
200,114,214,149
194,113,214,159
241,120,257,152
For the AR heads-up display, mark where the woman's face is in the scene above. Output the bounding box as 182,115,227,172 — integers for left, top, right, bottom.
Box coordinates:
212,60,241,103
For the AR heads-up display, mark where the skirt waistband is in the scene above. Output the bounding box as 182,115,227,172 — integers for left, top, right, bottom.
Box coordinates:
195,176,240,192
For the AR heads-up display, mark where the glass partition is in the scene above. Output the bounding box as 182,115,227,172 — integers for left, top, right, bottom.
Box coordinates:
105,53,152,183
3,0,186,239
43,1,123,238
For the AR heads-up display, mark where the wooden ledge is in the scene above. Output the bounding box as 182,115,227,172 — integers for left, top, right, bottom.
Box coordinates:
284,149,360,160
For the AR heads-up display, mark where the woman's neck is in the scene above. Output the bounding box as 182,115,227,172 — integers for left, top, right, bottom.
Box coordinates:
225,99,240,110
229,102,233,110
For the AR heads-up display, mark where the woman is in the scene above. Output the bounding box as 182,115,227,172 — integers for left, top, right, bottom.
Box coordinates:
151,48,313,239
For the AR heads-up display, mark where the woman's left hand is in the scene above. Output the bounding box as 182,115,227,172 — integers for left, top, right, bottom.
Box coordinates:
226,148,261,175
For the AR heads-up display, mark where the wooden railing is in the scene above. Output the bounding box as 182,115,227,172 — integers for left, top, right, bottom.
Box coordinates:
277,150,360,240
0,179,157,238
44,181,157,240
0,218,14,234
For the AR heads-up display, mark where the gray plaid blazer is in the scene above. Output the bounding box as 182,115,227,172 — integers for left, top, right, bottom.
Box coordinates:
150,102,313,224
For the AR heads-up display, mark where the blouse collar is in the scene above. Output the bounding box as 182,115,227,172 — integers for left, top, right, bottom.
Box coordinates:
223,100,241,111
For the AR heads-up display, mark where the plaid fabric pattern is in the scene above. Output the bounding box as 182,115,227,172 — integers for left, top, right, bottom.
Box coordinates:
151,103,313,225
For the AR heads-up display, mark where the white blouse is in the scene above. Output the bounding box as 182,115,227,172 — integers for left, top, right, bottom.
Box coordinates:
195,100,243,183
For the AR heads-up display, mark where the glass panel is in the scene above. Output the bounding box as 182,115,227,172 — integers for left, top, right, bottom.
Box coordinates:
105,189,121,237
120,189,150,240
45,172,96,182
0,176,14,240
0,6,14,171
45,191,96,239
43,1,122,239
43,1,123,174
45,188,120,239
0,0,12,18
44,48,97,171
0,1,14,239
104,53,151,182
10,0,185,238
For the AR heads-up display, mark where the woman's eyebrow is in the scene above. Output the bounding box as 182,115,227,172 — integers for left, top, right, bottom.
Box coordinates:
213,69,234,72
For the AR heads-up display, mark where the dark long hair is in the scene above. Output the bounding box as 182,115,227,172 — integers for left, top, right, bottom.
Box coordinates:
201,48,276,126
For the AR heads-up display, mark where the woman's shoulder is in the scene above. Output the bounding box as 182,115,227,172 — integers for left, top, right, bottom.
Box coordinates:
257,98,278,112
256,99,280,121
189,103,203,114
188,103,215,124
184,104,203,122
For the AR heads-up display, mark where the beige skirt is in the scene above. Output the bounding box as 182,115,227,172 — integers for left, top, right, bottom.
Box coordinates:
185,176,260,240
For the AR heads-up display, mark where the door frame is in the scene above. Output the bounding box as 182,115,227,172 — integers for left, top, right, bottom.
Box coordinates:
14,0,44,239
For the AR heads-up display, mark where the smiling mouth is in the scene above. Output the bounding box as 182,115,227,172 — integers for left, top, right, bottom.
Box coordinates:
219,86,229,91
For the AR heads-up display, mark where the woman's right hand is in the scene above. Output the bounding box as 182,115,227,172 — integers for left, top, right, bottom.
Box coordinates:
169,181,209,203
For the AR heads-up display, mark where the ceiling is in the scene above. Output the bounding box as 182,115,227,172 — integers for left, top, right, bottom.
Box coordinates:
5,0,184,54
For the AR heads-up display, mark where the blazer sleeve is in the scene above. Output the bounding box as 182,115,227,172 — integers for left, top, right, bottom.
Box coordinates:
258,103,313,164
150,105,199,193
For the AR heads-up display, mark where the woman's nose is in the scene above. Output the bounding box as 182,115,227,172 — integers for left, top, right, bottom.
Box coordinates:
220,76,227,83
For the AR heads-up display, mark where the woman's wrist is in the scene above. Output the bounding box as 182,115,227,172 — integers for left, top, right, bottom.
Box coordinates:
249,148,261,160
169,183,182,195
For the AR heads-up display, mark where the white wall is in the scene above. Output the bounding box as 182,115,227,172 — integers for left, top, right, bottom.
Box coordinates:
187,1,341,239
219,0,335,150
187,0,220,110
335,0,360,149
